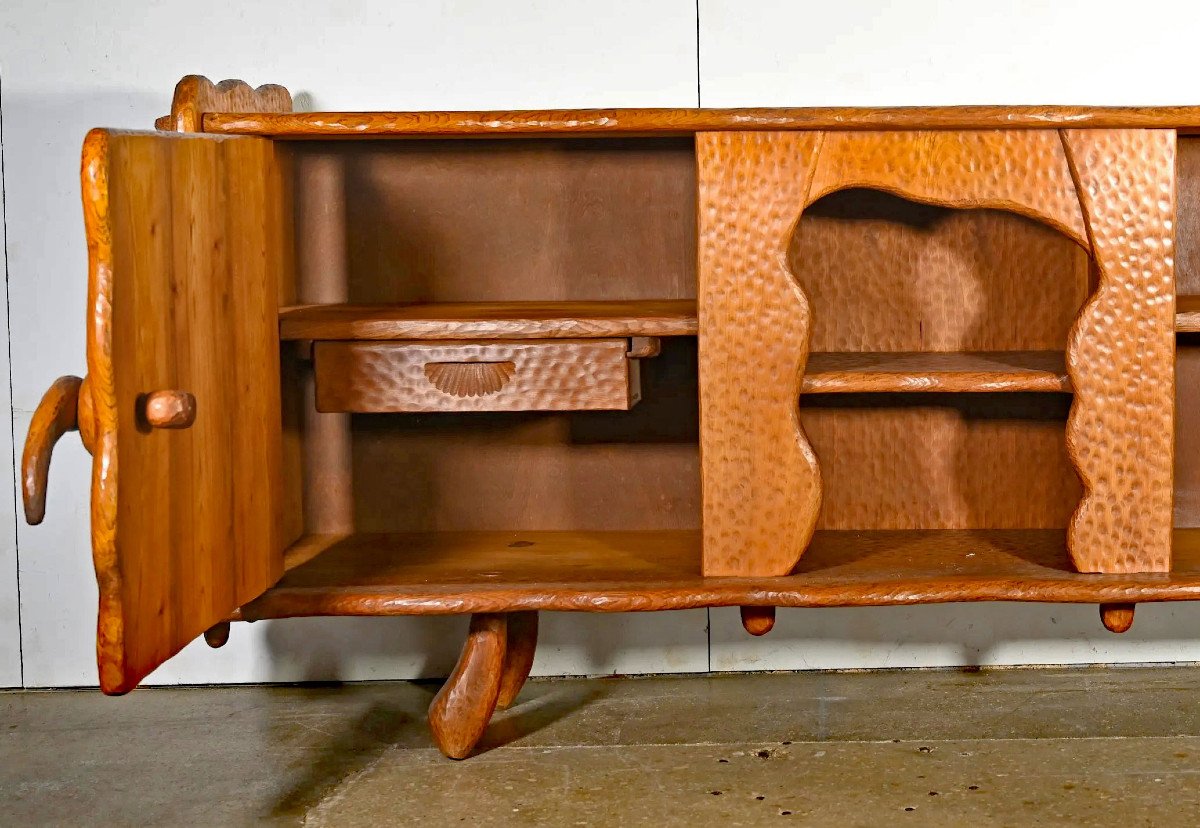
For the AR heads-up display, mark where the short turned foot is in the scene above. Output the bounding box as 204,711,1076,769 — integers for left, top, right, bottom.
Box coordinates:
497,611,538,709
740,606,776,636
203,621,230,648
429,613,507,759
1100,603,1135,634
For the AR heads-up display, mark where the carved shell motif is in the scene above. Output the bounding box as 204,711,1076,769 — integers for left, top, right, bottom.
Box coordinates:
424,361,516,397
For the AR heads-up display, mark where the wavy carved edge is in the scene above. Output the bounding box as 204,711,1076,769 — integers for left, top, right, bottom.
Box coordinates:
424,361,516,398
81,128,126,693
698,131,824,577
156,75,293,133
1060,129,1176,573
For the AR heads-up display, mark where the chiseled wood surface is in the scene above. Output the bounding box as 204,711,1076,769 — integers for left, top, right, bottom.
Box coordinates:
21,375,84,525
1060,130,1176,573
81,129,293,694
239,529,1200,619
203,106,1200,137
313,339,639,413
428,613,507,759
802,351,1070,393
158,75,292,133
496,611,538,709
279,300,698,341
807,130,1088,245
697,131,824,577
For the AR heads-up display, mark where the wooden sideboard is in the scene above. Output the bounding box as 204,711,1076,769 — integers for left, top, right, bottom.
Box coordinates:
22,75,1200,758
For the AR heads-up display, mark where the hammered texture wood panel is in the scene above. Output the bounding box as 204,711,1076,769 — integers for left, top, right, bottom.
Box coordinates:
1061,129,1177,573
697,132,823,577
792,192,1088,353
807,131,1088,244
313,340,637,413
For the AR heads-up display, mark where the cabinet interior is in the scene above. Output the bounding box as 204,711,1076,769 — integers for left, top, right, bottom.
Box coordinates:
260,134,1200,600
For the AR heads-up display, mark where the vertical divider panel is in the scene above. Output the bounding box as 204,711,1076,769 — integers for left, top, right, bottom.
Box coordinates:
697,132,824,577
1061,129,1177,573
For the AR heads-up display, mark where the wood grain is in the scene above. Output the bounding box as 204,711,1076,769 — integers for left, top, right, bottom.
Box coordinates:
81,129,293,694
803,351,1071,393
428,613,506,759
279,300,698,341
697,131,823,577
739,606,776,636
1061,130,1176,573
240,528,1200,619
313,340,639,413
158,75,292,133
21,375,84,525
496,611,538,709
204,106,1200,138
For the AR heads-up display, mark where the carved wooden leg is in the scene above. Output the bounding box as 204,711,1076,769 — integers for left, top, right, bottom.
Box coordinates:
1100,603,1136,634
497,611,538,709
428,613,507,759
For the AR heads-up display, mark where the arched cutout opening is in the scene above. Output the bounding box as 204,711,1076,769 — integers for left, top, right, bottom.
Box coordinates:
790,188,1089,532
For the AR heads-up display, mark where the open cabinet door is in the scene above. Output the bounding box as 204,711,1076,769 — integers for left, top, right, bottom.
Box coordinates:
81,129,295,693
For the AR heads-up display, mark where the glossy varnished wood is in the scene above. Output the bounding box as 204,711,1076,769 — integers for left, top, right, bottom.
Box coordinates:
203,106,1200,137
22,375,84,525
428,613,507,759
239,529,1200,619
313,339,639,413
803,351,1071,393
279,300,698,341
81,129,294,693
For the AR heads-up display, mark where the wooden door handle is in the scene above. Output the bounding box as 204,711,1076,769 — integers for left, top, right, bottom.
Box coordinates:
22,375,89,525
143,390,196,429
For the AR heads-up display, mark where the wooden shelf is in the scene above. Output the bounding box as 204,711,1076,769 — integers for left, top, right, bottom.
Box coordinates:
281,298,1200,341
1178,295,1200,332
239,529,1200,620
803,351,1071,393
279,300,698,341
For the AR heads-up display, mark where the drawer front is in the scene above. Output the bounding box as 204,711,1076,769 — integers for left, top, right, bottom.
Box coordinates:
313,339,640,412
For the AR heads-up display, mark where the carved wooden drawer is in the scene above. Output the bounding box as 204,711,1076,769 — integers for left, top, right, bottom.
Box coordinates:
312,339,642,413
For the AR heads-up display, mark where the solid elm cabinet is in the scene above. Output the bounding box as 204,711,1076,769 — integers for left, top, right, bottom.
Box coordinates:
22,75,1200,758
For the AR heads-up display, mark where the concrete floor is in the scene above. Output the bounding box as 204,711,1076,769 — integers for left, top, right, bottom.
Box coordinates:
2,667,1200,826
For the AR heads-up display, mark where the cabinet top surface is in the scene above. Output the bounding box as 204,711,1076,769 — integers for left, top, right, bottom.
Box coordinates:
202,106,1200,137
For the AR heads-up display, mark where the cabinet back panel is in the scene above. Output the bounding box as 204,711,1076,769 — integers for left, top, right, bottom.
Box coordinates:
290,138,697,304
346,338,699,532
792,192,1087,529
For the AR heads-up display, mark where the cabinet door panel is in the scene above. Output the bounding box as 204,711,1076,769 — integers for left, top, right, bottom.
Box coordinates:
82,129,292,693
